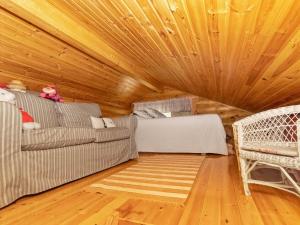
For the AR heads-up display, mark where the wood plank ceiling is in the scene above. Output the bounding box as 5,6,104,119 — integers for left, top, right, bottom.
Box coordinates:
0,0,300,113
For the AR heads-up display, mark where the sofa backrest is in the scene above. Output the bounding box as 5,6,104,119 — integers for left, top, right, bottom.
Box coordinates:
13,91,60,128
56,102,101,128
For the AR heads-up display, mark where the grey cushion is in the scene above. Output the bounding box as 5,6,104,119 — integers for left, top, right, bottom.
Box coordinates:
144,108,166,118
241,145,298,157
95,127,130,143
22,127,96,151
133,110,153,119
56,102,101,128
13,91,59,128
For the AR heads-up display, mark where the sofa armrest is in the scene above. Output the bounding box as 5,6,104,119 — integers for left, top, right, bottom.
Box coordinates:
113,115,137,131
0,102,23,208
112,115,138,159
0,101,22,151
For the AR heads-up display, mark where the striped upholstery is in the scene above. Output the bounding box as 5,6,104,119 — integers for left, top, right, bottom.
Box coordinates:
76,103,102,117
21,140,131,197
56,102,101,128
113,115,138,159
13,91,59,128
0,102,137,209
0,102,22,208
22,127,96,151
95,127,130,143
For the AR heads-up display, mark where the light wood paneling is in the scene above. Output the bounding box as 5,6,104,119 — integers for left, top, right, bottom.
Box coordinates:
195,97,252,126
195,96,252,146
0,0,300,113
0,5,157,116
0,154,299,225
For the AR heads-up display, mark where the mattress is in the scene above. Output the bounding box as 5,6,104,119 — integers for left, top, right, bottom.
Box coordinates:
135,114,228,155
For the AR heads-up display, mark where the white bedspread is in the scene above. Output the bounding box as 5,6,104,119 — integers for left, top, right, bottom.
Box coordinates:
136,114,228,155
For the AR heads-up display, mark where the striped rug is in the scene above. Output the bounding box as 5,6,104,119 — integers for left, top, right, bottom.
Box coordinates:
89,155,205,203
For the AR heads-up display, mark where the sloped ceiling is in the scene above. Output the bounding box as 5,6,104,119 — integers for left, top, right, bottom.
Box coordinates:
0,0,300,114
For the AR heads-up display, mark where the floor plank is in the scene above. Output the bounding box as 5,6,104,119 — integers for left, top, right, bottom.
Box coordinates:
0,154,299,225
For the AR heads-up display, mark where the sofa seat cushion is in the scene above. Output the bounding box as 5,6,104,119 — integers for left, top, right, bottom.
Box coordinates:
22,127,96,151
241,145,298,157
95,127,130,143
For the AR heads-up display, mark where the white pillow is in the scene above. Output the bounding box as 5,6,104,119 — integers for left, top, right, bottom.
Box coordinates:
144,108,166,118
23,122,41,130
133,110,153,119
103,118,116,128
90,116,105,129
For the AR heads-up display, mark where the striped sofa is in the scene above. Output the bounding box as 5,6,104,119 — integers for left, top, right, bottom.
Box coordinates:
0,91,138,208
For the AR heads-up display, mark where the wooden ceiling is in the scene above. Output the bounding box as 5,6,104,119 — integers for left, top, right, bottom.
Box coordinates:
0,0,300,113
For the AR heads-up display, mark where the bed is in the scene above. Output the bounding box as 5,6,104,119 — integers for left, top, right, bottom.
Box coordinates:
135,114,228,155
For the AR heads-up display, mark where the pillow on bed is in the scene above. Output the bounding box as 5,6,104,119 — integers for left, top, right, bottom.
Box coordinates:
144,108,166,118
133,110,153,119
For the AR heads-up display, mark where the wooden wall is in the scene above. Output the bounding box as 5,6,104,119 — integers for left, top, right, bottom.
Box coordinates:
194,97,252,126
0,5,157,117
0,76,130,117
194,97,252,145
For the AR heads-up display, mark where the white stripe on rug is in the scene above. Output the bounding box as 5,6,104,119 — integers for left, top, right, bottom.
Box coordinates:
91,184,188,199
143,156,203,159
139,160,202,166
130,165,199,173
130,165,199,172
119,171,195,179
110,174,194,184
125,168,198,175
102,179,191,191
137,162,200,169
140,159,204,163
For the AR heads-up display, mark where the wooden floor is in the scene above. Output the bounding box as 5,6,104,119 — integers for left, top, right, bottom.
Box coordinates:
0,154,299,225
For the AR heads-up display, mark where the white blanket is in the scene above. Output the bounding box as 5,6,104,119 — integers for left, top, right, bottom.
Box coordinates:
136,114,228,155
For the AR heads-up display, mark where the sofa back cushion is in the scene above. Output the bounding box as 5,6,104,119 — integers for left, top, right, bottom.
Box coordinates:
13,91,59,128
56,102,101,128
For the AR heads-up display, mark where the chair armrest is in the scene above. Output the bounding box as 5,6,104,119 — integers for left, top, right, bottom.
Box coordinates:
234,105,300,151
234,105,300,126
297,120,300,157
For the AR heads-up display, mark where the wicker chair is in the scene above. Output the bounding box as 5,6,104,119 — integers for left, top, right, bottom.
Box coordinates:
233,105,300,197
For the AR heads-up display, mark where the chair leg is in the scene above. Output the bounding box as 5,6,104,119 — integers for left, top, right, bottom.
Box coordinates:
240,157,251,196
280,170,288,185
280,167,300,195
